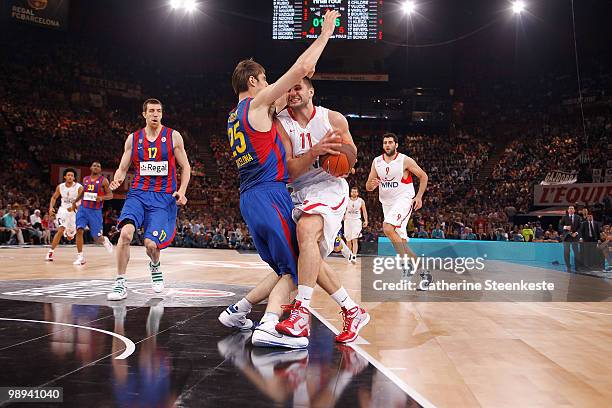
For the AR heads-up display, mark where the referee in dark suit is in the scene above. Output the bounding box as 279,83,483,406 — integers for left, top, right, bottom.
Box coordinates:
558,205,582,272
579,213,602,270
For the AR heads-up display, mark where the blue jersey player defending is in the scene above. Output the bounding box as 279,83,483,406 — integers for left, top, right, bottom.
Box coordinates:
218,10,341,348
107,98,191,301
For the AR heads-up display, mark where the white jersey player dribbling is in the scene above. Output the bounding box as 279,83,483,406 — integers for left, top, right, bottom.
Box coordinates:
374,152,415,240
275,77,369,345
277,105,349,256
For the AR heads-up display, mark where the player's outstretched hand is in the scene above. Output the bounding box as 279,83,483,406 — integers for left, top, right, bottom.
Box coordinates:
173,191,188,206
321,10,340,38
311,129,342,157
110,179,123,191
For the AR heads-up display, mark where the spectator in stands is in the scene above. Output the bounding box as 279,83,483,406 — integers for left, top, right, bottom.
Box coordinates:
29,209,42,229
228,232,238,249
534,223,544,240
212,230,227,249
431,223,445,239
1,209,24,245
598,230,612,272
40,213,51,244
521,223,535,242
512,227,525,242
463,227,477,240
580,213,602,271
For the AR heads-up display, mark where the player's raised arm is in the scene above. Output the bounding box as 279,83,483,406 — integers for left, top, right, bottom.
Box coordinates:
405,157,428,210
48,185,61,216
365,161,380,192
111,135,133,191
172,130,191,206
251,10,340,110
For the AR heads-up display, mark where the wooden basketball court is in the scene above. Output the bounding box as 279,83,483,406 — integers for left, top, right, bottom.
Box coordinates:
1,245,611,407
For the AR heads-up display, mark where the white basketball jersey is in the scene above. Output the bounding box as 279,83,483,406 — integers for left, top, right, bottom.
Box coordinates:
59,182,82,209
345,197,363,220
374,152,415,205
276,106,336,190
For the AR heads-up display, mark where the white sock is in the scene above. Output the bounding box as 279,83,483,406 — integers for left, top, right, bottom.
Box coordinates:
296,285,314,307
235,297,252,312
260,312,279,324
77,252,83,257
331,287,358,310
339,240,353,259
116,276,125,283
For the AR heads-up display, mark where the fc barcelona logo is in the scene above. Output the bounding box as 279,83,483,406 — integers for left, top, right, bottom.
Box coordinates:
28,0,47,10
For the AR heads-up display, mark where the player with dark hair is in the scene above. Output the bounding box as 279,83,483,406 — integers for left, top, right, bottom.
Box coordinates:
107,98,191,300
366,133,432,289
46,168,82,262
69,161,114,265
274,77,369,344
344,186,368,262
220,10,340,348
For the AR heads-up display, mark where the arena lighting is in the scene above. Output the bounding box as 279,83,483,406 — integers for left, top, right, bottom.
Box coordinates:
184,0,197,12
512,1,525,14
170,0,197,12
402,0,416,15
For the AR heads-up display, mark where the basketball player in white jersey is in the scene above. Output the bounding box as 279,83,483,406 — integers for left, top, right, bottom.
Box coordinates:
46,168,82,262
275,77,370,344
343,186,368,263
366,133,432,288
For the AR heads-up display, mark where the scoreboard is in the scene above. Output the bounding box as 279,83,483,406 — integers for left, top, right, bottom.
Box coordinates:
273,0,383,41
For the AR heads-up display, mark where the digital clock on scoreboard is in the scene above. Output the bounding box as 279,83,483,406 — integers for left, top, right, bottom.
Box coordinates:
273,0,383,41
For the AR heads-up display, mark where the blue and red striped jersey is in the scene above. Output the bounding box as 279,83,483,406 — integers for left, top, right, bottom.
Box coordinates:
81,175,105,210
130,126,177,193
227,97,289,193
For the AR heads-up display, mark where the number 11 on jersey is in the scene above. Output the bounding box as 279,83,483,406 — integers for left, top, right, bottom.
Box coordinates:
300,132,312,149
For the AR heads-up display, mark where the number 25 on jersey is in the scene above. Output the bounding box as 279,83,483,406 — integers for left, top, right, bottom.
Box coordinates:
228,122,246,157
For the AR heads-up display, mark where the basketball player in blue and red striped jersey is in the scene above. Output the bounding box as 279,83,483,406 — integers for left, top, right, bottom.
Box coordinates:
107,98,191,301
70,161,114,265
218,10,341,349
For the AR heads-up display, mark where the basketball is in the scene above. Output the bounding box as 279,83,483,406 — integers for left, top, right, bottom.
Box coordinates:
320,142,357,177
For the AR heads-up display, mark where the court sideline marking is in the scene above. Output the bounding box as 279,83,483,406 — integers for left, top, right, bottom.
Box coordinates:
309,308,437,408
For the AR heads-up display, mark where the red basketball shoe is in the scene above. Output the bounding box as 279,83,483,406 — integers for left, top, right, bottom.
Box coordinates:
335,306,370,343
275,301,311,337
